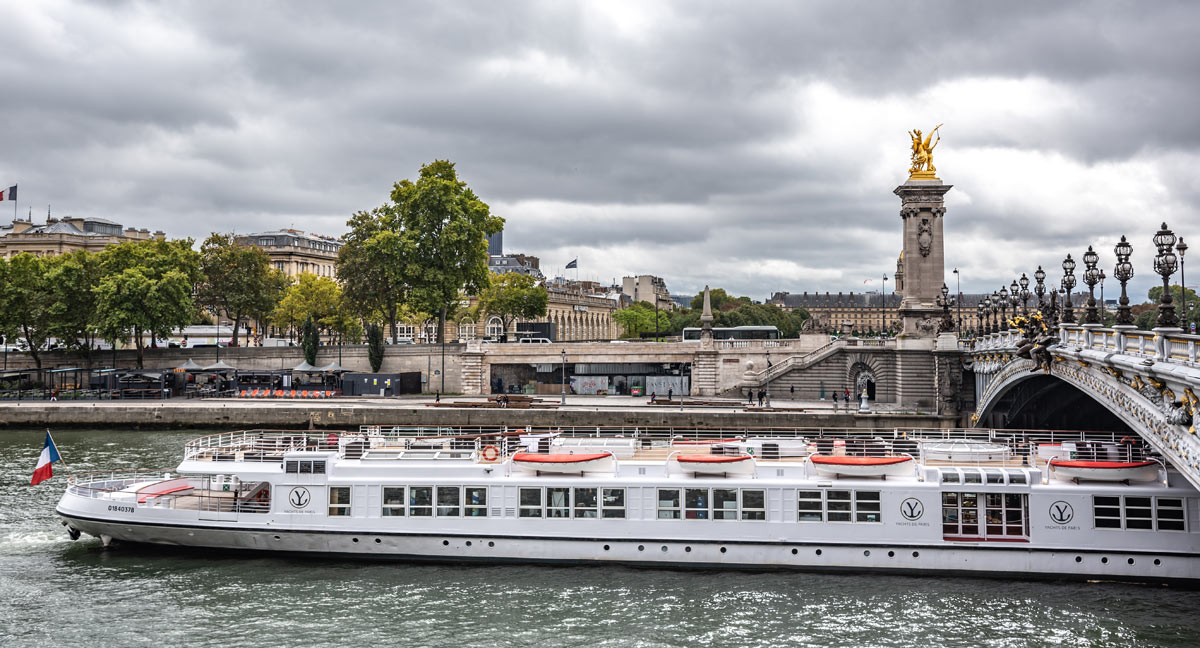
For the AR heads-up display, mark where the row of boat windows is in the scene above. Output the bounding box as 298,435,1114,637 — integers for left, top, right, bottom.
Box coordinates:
940,468,1029,485
285,460,326,474
1094,496,1185,532
942,492,1028,538
797,490,881,523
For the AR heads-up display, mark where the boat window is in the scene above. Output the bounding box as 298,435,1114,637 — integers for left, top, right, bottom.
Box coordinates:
984,470,1004,484
855,491,881,523
465,487,488,517
574,488,599,518
382,487,405,517
685,488,710,520
944,492,1027,540
1124,497,1153,530
657,488,682,519
1006,470,1027,485
328,486,351,516
312,461,326,474
602,488,626,518
519,487,543,518
548,488,571,518
286,460,299,473
1156,498,1185,531
714,489,738,520
941,471,960,484
437,487,462,517
797,490,823,522
826,490,852,523
741,490,766,521
299,461,312,474
409,486,433,517
1093,496,1122,529
1003,494,1025,536
962,470,982,484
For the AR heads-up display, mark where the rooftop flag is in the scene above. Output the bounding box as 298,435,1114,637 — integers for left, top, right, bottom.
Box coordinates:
565,258,577,269
31,431,62,486
0,185,15,201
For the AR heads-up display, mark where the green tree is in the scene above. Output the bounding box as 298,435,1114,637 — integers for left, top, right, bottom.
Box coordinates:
197,233,288,347
688,288,747,312
4,253,55,369
613,301,672,339
475,272,548,341
1147,284,1199,331
46,251,103,366
270,273,342,338
301,315,319,366
394,160,503,345
94,239,202,368
366,323,384,372
336,205,412,344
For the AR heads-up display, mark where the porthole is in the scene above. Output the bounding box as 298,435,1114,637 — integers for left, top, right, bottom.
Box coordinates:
864,550,871,557
912,551,919,558
1075,556,1082,563
661,546,668,553
374,538,381,544
685,546,692,553
466,541,473,547
1154,558,1161,566
791,548,799,555
720,547,727,554
1101,557,1109,564
273,535,281,540
443,540,450,546
488,541,495,548
1127,558,1134,565
603,544,610,551
816,549,823,556
352,538,359,543
638,545,645,552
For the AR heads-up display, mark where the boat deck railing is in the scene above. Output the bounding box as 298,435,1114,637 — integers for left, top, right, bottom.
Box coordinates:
66,470,271,513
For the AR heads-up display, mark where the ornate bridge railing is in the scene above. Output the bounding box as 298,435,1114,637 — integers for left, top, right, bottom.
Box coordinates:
966,324,1200,488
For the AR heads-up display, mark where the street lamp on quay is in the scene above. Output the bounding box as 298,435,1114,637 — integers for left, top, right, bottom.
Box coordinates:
952,268,962,333
975,301,985,337
1099,269,1107,322
1009,281,1020,325
1034,266,1046,309
881,274,888,335
1178,237,1191,333
1153,222,1180,329
560,348,567,405
989,292,1000,333
998,285,1010,330
765,347,772,409
1082,245,1101,325
1061,254,1077,324
1114,235,1135,327
1019,273,1030,316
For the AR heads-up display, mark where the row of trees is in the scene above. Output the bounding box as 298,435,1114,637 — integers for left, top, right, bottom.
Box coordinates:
612,288,812,338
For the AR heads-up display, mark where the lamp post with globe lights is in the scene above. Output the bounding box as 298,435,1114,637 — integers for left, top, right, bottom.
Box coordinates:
1178,237,1190,333
1099,269,1107,323
1034,266,1047,310
1153,223,1180,329
975,301,985,338
936,283,956,332
1009,281,1020,327
1114,235,1134,327
998,286,1010,331
1082,245,1101,325
1019,273,1031,316
1061,254,1077,324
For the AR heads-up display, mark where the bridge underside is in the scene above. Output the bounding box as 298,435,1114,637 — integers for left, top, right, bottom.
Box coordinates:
980,375,1131,433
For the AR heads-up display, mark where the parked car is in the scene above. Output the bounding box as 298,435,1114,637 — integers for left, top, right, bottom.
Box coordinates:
518,337,551,344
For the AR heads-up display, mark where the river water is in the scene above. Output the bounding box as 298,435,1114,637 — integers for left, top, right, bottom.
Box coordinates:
2,428,1198,647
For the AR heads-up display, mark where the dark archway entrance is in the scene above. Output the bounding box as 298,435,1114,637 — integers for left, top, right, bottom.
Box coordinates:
985,375,1131,433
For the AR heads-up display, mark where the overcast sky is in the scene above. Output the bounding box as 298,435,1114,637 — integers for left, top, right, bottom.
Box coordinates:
3,1,1197,301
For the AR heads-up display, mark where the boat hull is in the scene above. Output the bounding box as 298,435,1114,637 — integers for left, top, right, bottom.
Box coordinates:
57,510,1200,585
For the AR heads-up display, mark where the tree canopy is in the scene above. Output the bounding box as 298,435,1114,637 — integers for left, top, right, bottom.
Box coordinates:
197,233,287,346
2,253,55,368
613,301,673,339
336,205,412,342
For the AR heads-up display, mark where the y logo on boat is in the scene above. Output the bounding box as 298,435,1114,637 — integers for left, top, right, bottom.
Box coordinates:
900,498,924,521
1048,501,1073,525
289,487,311,509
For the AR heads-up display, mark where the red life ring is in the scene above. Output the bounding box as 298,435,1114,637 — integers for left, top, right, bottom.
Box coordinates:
481,445,500,462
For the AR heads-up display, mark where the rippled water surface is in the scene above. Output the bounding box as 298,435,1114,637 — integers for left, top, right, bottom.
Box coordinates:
2,428,1199,647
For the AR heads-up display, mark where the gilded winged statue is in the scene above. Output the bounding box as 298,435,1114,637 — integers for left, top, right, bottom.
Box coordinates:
908,124,942,177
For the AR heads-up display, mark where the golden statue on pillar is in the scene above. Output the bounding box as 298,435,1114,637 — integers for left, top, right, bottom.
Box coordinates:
908,124,942,180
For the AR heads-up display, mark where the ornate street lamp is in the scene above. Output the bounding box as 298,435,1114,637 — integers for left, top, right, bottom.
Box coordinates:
1082,245,1101,325
936,283,956,332
1061,254,1077,324
1114,235,1134,326
998,286,1010,331
1019,273,1031,315
1153,222,1179,328
1098,269,1107,322
1178,237,1190,333
1034,265,1046,309
976,301,985,337
560,348,567,405
1008,281,1020,326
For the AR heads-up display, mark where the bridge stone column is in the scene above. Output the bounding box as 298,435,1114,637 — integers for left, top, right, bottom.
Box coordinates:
894,178,952,339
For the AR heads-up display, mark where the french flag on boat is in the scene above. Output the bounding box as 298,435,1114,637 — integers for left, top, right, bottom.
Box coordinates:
31,432,62,486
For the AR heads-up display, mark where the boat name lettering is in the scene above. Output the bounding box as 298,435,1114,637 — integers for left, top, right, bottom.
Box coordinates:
107,505,134,514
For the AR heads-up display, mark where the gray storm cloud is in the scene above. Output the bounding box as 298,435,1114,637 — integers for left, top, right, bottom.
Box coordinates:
1,0,1196,301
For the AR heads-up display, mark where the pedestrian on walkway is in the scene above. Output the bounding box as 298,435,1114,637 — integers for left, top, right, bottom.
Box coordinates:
747,390,754,404
650,392,657,404
790,385,795,397
435,392,440,403
668,388,673,403
844,388,850,401
757,390,765,407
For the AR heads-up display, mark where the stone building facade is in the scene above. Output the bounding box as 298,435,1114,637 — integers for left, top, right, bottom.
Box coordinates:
0,216,165,258
236,229,342,279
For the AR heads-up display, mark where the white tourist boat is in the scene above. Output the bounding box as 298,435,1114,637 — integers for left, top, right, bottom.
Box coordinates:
55,427,1200,584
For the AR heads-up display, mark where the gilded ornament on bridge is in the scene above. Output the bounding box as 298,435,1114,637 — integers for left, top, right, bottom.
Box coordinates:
908,124,942,180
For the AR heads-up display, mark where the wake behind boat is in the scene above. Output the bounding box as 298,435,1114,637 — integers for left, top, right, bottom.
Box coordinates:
55,426,1200,584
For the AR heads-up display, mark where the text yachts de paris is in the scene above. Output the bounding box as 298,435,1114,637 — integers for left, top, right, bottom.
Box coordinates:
55,426,1200,584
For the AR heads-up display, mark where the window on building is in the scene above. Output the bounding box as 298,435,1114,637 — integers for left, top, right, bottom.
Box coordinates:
519,487,543,518
382,486,405,517
458,322,476,341
437,486,462,517
328,486,351,516
409,486,433,517
657,488,682,519
465,487,488,517
485,317,504,340
395,324,415,340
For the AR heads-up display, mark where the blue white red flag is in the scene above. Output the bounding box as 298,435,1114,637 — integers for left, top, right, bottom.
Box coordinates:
0,185,15,201
30,432,61,485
